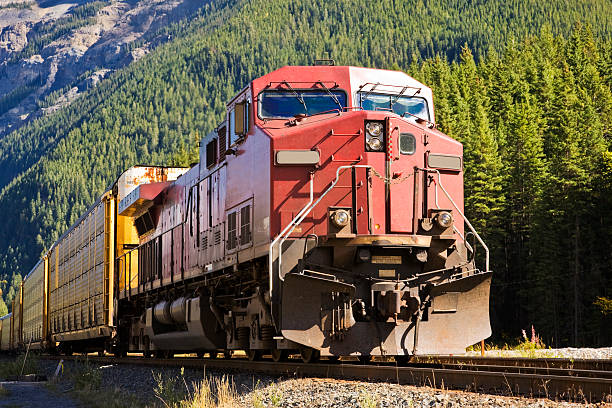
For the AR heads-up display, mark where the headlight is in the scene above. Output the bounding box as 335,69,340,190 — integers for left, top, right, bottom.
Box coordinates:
436,211,453,228
366,137,382,151
331,209,350,227
366,122,383,137
365,121,385,152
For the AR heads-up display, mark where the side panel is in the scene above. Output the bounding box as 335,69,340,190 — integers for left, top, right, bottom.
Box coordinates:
22,259,46,347
49,195,114,342
11,287,22,348
0,315,10,351
425,133,465,239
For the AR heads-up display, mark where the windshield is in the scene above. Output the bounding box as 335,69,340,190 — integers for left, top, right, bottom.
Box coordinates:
359,92,429,121
259,89,347,118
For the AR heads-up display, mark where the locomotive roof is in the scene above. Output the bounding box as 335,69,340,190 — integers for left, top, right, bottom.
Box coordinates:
250,65,435,122
251,65,431,94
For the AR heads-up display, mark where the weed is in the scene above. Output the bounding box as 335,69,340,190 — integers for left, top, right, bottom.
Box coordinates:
0,383,10,398
69,361,102,391
0,353,39,379
249,380,283,408
53,360,143,408
516,325,546,350
251,391,265,408
251,379,265,408
266,383,283,407
467,325,551,358
153,370,185,407
359,389,379,408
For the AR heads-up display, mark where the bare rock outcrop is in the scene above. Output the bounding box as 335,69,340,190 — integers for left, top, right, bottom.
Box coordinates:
0,22,30,59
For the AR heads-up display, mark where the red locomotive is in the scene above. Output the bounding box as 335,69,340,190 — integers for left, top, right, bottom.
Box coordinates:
2,65,492,362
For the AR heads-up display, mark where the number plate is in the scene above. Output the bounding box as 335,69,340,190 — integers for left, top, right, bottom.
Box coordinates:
371,255,402,264
378,269,396,278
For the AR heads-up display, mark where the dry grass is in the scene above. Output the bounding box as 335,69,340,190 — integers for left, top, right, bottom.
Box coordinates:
154,367,239,408
178,376,238,408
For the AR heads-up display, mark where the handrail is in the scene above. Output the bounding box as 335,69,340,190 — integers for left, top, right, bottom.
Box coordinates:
427,170,472,253
422,168,489,272
269,165,373,293
268,174,315,299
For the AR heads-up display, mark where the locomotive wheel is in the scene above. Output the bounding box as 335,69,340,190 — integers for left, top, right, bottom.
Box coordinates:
357,355,371,364
270,349,288,363
299,347,320,364
247,350,262,361
223,350,233,359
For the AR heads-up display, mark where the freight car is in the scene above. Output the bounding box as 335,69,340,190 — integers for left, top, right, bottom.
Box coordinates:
2,65,492,362
22,259,45,349
0,313,10,351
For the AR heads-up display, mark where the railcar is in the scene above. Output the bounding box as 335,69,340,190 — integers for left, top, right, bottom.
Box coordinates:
45,166,187,354
115,65,492,361
1,65,492,361
22,259,46,349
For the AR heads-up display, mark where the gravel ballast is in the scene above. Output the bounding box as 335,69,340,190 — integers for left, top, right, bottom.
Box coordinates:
29,355,610,408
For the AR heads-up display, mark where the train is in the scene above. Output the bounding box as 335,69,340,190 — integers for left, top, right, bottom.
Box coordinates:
0,64,492,363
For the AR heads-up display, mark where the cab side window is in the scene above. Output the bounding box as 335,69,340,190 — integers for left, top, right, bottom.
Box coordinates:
229,101,249,146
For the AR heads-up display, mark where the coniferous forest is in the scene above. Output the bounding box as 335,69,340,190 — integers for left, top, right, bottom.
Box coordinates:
0,0,610,346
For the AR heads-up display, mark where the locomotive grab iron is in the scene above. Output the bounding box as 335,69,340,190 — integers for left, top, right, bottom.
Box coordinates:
1,65,492,362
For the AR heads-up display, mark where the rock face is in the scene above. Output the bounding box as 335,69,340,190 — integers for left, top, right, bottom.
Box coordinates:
0,0,207,136
0,22,30,58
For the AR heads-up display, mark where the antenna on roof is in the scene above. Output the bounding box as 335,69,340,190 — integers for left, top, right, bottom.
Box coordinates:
314,58,335,66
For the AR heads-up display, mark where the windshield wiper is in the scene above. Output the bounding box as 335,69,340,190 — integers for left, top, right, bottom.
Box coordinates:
361,82,380,102
391,87,422,109
282,81,307,113
390,86,409,108
316,81,343,110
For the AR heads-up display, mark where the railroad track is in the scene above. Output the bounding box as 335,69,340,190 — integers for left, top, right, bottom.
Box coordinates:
411,355,612,372
44,354,612,402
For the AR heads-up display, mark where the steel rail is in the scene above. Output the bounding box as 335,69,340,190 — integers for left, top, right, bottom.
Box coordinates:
45,355,612,402
411,355,612,372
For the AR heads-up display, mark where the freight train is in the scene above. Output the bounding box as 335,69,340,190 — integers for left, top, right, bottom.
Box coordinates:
0,65,492,363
